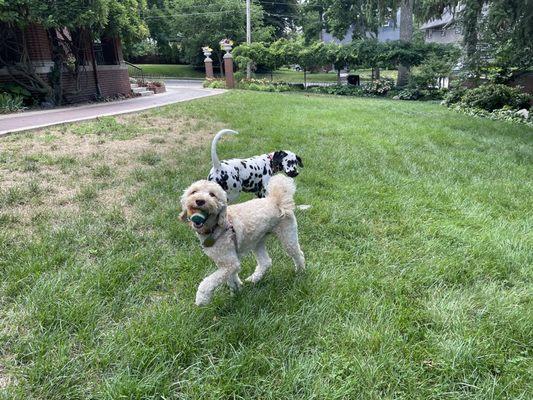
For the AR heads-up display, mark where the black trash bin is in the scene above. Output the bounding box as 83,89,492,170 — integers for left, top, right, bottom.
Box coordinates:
347,74,360,86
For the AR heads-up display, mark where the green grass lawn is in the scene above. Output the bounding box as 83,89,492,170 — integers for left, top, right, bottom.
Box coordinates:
132,64,397,83
1,92,532,399
130,64,205,79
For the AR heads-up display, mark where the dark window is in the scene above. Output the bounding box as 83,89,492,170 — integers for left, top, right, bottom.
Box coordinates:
0,23,22,67
93,36,118,65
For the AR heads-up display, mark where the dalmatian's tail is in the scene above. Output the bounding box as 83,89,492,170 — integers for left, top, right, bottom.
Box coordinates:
266,175,296,217
211,129,238,169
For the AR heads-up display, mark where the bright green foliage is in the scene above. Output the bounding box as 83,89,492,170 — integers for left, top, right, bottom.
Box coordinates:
0,0,148,41
233,42,280,73
141,0,272,65
458,83,531,112
0,92,24,113
301,0,399,41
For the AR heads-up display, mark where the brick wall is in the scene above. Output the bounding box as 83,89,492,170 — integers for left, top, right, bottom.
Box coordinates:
98,68,130,97
24,24,52,62
62,67,131,103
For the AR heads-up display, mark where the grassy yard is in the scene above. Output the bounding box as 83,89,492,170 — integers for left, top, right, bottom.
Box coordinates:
1,91,532,399
132,64,397,83
129,64,205,79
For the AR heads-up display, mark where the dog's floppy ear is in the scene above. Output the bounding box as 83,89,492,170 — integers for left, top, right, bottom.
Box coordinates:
217,205,227,228
296,155,303,167
272,150,287,171
179,210,188,222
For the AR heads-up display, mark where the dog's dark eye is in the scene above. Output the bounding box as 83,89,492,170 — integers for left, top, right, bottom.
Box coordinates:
209,192,216,198
191,190,197,195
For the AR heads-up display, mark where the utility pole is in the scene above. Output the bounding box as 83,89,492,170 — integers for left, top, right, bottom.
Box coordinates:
246,0,251,79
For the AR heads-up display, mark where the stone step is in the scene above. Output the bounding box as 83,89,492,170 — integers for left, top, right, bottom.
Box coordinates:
132,86,147,93
139,90,154,96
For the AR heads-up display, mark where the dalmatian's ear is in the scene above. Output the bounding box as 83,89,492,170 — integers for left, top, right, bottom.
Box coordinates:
272,151,287,170
296,155,303,167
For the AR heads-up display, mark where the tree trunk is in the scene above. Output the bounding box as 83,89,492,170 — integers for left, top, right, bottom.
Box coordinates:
397,0,414,87
462,0,484,76
337,68,341,84
47,29,63,105
304,69,307,88
372,67,381,80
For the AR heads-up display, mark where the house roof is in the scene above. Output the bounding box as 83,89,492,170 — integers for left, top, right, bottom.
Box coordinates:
420,7,461,30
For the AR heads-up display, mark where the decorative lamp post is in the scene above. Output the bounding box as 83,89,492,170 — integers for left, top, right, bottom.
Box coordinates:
202,46,214,79
220,39,235,89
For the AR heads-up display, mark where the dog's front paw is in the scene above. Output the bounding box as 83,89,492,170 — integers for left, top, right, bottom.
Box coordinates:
195,291,211,306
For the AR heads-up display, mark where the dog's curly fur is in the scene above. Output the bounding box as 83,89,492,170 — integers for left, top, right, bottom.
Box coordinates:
180,175,305,305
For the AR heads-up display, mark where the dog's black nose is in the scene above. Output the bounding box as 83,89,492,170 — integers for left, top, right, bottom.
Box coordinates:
196,199,205,206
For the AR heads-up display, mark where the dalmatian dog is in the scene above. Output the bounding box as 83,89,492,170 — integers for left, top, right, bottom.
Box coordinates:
207,129,303,203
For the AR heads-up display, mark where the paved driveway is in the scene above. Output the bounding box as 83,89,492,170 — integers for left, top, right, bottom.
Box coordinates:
0,81,224,136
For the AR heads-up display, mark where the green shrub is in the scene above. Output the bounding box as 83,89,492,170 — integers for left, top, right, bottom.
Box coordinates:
237,79,291,92
0,92,25,113
361,78,394,96
203,79,226,89
306,85,364,96
394,87,423,100
449,104,533,127
0,83,33,104
442,87,467,106
460,84,530,112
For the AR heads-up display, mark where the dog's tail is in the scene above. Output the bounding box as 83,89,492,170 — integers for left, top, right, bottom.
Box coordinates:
211,129,238,169
266,174,296,216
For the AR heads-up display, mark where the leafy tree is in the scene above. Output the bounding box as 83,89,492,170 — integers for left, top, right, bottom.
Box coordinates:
148,0,272,69
233,41,282,76
324,42,357,83
0,0,148,103
419,0,532,73
257,0,299,38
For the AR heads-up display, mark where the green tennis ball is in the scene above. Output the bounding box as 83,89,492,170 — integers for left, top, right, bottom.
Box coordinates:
190,212,207,224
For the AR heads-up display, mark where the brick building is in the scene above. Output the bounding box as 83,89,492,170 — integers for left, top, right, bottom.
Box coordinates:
0,23,131,103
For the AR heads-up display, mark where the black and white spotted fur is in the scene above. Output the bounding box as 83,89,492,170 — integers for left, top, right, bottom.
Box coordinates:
207,129,303,203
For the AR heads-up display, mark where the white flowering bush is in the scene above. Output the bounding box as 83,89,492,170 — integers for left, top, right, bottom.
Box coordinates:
362,78,394,96
449,104,533,127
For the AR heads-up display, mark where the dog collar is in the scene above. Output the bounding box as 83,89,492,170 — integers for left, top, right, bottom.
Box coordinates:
201,219,236,248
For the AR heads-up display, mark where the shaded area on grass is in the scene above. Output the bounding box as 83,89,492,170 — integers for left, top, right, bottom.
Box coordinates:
1,91,532,399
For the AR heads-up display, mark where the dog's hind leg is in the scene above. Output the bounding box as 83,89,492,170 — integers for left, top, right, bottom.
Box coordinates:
196,254,240,306
274,214,305,272
246,238,272,283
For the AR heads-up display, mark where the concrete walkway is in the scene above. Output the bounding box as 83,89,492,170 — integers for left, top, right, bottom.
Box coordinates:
0,81,224,136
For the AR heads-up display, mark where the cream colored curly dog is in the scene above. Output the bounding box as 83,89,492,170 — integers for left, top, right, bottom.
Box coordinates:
180,174,305,306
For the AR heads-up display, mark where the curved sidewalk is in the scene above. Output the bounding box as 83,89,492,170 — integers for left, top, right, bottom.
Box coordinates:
0,83,224,136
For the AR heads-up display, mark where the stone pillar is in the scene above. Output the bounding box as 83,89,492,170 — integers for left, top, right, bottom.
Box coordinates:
205,58,214,79
223,53,235,88
202,47,214,79
220,39,235,89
